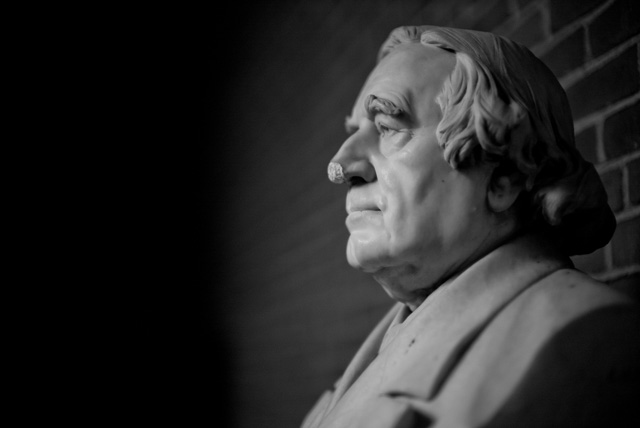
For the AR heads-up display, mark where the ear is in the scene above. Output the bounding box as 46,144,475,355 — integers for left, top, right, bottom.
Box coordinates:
487,166,525,213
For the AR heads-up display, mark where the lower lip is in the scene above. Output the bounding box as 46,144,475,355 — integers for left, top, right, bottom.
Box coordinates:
346,210,383,227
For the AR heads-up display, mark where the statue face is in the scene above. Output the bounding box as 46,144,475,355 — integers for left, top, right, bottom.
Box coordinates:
331,43,498,307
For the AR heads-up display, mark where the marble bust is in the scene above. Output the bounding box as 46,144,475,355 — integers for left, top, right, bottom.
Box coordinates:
304,26,638,428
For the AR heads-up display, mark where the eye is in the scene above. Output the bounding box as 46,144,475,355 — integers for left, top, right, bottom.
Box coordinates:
376,122,396,136
376,124,413,155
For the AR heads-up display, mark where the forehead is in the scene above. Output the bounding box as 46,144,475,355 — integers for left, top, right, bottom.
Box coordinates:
351,43,455,125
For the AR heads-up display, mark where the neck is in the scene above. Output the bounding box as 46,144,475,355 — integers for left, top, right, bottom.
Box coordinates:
375,220,524,311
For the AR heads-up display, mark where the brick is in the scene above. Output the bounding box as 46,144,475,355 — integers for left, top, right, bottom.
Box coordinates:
566,47,639,120
601,169,623,212
508,8,545,48
629,158,640,205
603,101,640,160
590,0,640,57
611,216,640,267
540,28,586,78
575,126,598,164
550,0,601,32
608,273,640,302
572,245,606,274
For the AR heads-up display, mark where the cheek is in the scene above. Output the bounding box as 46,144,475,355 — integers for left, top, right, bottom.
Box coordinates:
431,172,488,247
383,165,487,254
384,152,451,217
378,164,442,249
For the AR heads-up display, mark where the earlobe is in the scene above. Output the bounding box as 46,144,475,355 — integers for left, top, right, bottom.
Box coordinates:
487,172,523,213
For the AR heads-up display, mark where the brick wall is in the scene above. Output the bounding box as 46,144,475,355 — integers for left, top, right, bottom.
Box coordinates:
534,0,640,296
211,1,640,427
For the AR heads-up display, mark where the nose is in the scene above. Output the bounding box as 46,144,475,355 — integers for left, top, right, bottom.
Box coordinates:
328,125,377,185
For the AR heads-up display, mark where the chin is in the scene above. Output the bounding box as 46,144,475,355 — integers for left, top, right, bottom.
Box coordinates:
346,238,389,274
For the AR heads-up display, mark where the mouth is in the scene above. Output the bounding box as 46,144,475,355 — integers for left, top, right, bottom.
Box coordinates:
347,206,381,214
346,209,381,217
346,190,383,215
345,209,384,229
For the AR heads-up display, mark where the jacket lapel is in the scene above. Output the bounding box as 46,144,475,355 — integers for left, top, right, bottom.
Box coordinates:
327,303,405,410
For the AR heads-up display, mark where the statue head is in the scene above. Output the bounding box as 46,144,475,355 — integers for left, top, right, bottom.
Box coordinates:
328,26,614,308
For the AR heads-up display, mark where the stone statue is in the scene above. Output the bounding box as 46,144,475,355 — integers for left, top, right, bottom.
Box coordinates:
303,26,639,428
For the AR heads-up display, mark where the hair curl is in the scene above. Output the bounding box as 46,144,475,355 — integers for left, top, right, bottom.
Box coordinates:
378,26,615,256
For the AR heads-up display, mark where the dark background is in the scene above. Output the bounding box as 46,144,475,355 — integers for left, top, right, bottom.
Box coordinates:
128,1,639,426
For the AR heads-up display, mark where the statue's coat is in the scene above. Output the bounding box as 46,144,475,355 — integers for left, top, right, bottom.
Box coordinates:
303,235,639,428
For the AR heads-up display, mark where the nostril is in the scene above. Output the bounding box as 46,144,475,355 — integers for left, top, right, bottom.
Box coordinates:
328,160,376,186
348,176,367,187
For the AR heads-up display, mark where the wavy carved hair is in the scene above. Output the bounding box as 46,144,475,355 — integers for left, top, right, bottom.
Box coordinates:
378,26,615,256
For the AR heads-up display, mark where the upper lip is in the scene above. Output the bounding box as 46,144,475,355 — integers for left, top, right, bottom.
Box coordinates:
346,189,381,214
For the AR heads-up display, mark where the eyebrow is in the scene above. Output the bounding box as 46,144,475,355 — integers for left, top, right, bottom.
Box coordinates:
344,94,409,134
365,94,405,118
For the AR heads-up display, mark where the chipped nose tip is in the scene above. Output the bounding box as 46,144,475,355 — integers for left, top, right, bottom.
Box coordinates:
327,162,347,184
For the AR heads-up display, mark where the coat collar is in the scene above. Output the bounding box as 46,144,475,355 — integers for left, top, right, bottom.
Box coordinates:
321,234,571,424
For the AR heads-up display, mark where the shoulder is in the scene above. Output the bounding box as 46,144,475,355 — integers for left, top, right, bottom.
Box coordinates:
468,267,640,377
523,268,639,371
481,270,640,426
509,268,636,327
495,268,639,367
457,269,640,426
